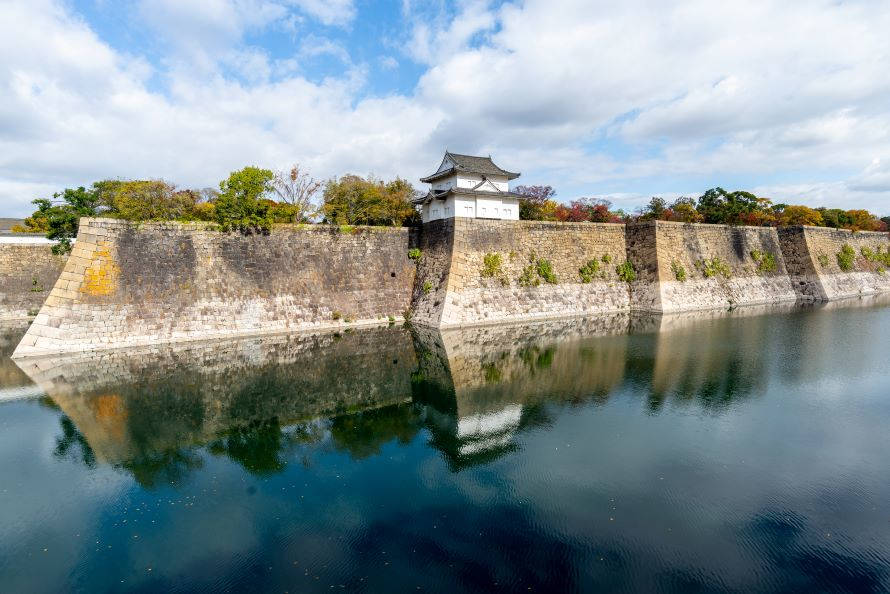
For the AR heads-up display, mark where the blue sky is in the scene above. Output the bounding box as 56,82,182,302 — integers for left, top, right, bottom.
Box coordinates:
1,0,889,217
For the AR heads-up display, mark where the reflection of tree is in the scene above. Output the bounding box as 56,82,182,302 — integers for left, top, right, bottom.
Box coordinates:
119,449,204,488
209,418,286,475
330,403,422,460
53,416,96,468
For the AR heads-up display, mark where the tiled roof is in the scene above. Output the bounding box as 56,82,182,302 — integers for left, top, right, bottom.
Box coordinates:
411,187,523,205
420,152,520,183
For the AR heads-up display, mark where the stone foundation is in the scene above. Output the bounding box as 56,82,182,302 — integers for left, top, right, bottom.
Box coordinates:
11,218,890,356
0,241,67,320
14,219,416,357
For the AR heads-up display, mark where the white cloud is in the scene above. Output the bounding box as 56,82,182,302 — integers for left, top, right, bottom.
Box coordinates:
286,0,355,27
1,0,890,217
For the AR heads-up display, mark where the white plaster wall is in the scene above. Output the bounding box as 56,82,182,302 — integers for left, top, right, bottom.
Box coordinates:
455,174,508,191
454,196,476,218
476,197,518,220
432,175,456,192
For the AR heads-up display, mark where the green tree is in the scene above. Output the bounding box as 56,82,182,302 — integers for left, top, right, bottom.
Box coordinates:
321,174,417,226
639,197,668,220
215,166,275,231
28,186,102,254
99,180,204,222
696,187,763,225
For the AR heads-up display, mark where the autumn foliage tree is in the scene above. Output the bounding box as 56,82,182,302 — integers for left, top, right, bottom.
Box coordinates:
515,185,558,221
321,175,418,226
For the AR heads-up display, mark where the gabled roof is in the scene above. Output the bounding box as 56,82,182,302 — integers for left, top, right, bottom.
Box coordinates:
412,187,524,205
420,152,520,183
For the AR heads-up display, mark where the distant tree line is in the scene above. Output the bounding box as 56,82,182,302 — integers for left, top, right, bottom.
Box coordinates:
515,185,889,232
16,169,888,255
15,165,420,253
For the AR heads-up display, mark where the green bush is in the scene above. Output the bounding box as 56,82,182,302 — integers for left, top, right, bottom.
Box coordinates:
671,260,687,282
616,260,636,282
536,258,557,284
579,259,601,283
859,245,890,269
422,281,433,294
836,244,855,271
518,252,557,286
817,253,830,268
750,250,777,274
480,253,508,285
518,264,540,287
601,253,612,264
408,248,422,261
700,257,731,279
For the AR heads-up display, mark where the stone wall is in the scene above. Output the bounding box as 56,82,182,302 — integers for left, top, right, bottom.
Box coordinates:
412,218,631,327
12,217,890,355
14,218,416,356
0,241,67,320
778,226,890,300
635,221,798,312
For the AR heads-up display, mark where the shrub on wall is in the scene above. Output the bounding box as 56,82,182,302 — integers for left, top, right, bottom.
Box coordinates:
579,259,602,283
836,244,856,271
536,258,557,284
616,260,636,283
750,250,777,274
671,260,687,281
817,253,830,268
698,258,731,279
408,248,422,261
518,252,557,286
481,253,508,286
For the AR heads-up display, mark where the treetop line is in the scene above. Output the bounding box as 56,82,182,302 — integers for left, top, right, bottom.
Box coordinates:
12,152,889,254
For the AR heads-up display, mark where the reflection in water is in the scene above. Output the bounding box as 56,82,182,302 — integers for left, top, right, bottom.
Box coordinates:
17,327,418,484
0,321,40,398
16,294,890,480
5,295,890,592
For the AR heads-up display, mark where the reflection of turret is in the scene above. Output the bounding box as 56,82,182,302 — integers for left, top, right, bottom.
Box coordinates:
412,316,632,470
16,327,418,482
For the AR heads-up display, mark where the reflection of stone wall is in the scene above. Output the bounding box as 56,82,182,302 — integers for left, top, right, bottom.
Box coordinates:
16,326,417,463
0,242,66,319
0,321,32,390
778,226,890,300
412,316,632,468
15,219,416,356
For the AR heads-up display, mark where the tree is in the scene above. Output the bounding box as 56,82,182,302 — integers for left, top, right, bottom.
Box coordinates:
515,185,558,220
216,166,275,231
639,197,668,220
777,205,824,226
27,186,102,254
270,164,322,223
696,187,764,225
844,209,882,231
321,174,418,226
98,180,203,222
668,197,703,223
554,198,621,223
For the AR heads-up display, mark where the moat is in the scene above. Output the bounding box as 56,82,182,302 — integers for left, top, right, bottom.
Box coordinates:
1,299,890,592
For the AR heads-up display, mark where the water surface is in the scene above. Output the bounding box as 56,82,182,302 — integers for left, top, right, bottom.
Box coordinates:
2,299,890,592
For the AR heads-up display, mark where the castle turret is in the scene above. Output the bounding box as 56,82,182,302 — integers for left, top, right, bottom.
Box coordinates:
414,151,522,223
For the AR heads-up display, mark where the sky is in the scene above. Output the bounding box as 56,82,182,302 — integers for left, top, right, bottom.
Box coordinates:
1,0,889,218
